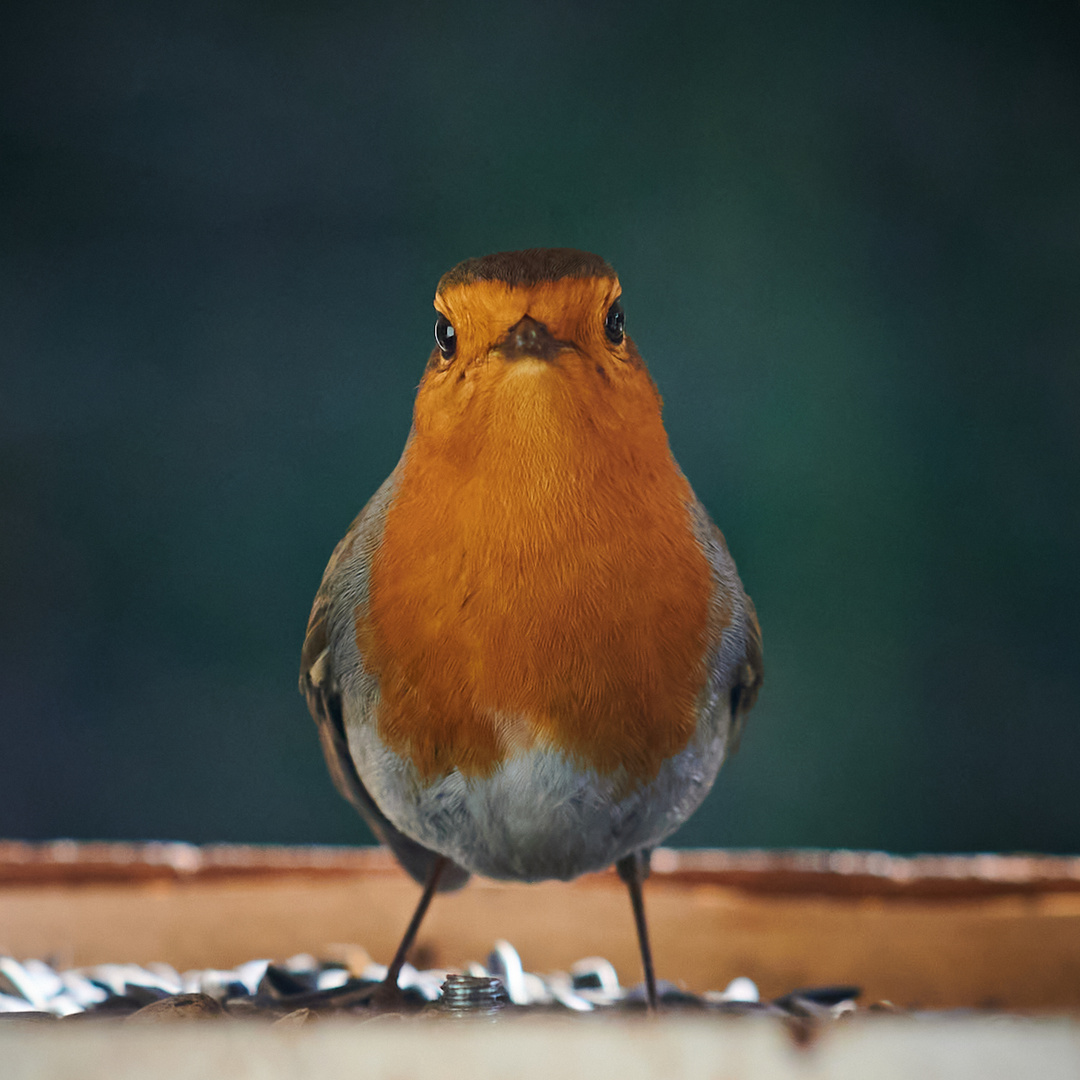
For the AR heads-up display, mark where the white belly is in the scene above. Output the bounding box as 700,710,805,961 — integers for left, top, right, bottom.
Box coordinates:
345,719,729,881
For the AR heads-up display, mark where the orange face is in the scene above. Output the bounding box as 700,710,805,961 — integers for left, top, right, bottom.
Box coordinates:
414,275,657,453
357,265,722,787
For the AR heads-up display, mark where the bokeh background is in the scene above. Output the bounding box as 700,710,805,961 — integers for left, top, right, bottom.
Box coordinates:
2,0,1078,855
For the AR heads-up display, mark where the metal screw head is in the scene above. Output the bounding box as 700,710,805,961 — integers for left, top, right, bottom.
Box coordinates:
439,974,509,1013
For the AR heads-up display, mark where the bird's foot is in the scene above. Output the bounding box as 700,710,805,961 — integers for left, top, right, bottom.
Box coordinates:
317,975,423,1013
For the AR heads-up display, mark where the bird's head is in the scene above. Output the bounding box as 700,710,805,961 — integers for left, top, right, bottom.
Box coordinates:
411,249,664,457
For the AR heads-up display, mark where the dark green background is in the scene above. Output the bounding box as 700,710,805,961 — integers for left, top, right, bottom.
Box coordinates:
2,0,1078,855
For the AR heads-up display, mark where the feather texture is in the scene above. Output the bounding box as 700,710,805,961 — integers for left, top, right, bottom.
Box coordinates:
300,254,762,883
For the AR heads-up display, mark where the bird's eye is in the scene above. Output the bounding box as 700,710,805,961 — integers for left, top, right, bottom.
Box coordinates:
604,300,625,345
434,313,457,359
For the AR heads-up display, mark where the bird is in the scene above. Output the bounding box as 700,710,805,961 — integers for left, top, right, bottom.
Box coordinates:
300,248,762,1010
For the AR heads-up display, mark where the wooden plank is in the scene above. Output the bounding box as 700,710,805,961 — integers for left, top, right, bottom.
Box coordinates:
2,844,1080,1009
4,841,1080,897
2,1015,1080,1080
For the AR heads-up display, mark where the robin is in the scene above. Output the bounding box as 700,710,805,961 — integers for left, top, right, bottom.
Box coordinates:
300,249,762,1010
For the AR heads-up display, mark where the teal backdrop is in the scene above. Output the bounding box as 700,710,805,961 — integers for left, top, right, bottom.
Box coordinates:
2,0,1078,854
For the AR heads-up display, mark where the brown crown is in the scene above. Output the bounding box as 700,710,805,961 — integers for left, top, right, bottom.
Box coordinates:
437,248,616,293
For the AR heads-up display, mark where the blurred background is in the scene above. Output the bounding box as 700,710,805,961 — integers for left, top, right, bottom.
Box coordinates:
2,0,1077,856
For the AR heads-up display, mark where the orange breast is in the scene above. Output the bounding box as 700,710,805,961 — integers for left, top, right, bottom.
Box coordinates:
357,354,721,786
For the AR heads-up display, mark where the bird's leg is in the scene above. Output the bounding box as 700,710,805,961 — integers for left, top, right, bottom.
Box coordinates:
320,855,447,1011
369,854,448,1007
615,849,658,1011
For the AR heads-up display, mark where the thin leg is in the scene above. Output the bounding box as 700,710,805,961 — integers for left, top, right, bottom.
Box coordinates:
616,850,658,1011
327,854,448,1010
365,854,449,1007
380,855,448,995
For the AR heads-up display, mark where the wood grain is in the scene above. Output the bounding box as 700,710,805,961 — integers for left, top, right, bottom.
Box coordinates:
2,843,1079,1009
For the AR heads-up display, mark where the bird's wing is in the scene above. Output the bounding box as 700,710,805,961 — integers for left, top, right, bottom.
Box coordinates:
300,482,470,892
691,500,764,756
727,592,763,755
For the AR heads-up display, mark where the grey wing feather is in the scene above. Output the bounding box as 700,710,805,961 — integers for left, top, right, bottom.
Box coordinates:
691,498,764,756
300,490,470,893
726,592,763,755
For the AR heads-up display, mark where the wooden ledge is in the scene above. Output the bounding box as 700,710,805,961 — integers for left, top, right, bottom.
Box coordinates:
3,842,1080,1008
1,840,1079,899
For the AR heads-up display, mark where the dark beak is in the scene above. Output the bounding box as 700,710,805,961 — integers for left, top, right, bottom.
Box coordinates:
498,316,570,362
